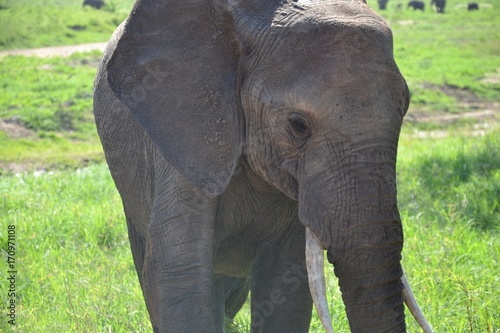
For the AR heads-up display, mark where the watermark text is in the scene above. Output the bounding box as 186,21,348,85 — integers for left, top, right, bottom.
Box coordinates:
5,225,17,326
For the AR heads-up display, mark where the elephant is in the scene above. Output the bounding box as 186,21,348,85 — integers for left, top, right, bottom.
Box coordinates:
83,0,105,10
408,0,425,10
467,2,479,10
93,0,434,332
378,0,390,10
431,0,446,12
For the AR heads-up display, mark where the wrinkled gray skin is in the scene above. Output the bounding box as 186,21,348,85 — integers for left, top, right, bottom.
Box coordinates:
94,0,411,332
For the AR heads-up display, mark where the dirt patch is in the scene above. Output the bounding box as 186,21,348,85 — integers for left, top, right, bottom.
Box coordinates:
481,67,500,84
438,84,482,104
419,82,484,105
397,20,415,26
406,109,498,123
0,162,37,175
0,42,107,58
408,83,499,122
0,119,35,139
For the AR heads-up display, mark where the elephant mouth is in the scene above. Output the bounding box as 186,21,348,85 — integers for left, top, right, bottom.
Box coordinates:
304,227,434,333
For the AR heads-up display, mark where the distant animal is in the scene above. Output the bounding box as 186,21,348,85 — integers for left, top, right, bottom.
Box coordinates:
83,0,105,9
431,0,446,12
378,0,390,10
467,2,479,10
408,0,425,10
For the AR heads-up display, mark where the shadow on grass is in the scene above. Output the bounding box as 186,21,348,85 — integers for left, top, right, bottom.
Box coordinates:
416,135,499,230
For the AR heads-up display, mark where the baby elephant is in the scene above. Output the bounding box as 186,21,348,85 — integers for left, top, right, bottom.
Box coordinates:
408,0,425,10
82,0,105,10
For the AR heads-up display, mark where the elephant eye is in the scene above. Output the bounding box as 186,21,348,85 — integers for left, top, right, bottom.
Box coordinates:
290,118,308,134
288,114,311,142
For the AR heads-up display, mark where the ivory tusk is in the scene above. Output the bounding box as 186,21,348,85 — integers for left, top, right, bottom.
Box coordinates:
305,227,334,333
402,272,434,333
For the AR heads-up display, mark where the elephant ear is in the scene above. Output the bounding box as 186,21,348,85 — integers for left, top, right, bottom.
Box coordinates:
107,0,242,197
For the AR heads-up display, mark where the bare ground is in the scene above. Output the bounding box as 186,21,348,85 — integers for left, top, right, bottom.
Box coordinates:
0,42,107,58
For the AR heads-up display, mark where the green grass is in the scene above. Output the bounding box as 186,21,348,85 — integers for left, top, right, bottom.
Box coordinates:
371,0,500,113
0,164,150,332
399,129,500,231
0,131,103,172
0,131,498,332
397,129,500,332
0,53,105,170
0,53,100,133
0,0,134,50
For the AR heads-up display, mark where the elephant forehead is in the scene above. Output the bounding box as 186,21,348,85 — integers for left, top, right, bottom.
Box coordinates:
270,0,392,38
279,24,393,66
243,1,405,118
256,57,404,111
260,15,396,83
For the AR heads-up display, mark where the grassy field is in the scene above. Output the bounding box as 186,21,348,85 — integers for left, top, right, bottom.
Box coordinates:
0,53,105,170
0,0,134,50
386,6,500,113
0,0,499,332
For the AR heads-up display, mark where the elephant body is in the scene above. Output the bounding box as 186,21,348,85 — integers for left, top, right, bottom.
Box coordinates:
95,78,311,330
408,0,425,10
468,2,479,10
83,0,104,9
378,0,390,10
431,0,446,12
94,0,432,332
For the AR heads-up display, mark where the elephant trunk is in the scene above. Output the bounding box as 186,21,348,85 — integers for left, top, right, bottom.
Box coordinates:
299,145,407,332
305,228,434,332
328,224,406,332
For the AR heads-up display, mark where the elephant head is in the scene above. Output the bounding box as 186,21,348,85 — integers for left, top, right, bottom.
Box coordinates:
105,0,432,331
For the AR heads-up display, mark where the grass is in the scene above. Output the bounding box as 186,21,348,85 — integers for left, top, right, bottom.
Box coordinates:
372,0,500,113
0,0,134,50
396,129,500,332
0,0,499,331
0,54,99,132
398,130,500,231
0,53,105,171
0,164,150,332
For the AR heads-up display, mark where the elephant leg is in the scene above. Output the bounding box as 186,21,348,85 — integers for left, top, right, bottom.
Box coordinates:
250,223,313,333
222,276,250,319
214,279,226,333
125,216,161,332
126,216,146,290
141,167,219,332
